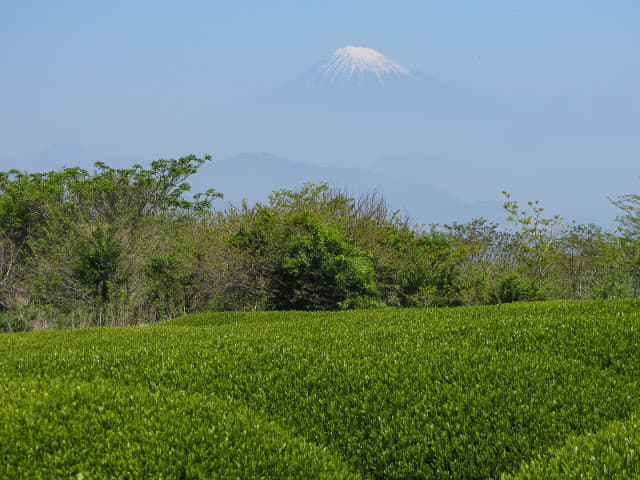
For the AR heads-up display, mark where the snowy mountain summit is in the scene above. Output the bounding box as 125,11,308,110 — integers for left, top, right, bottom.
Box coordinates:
294,45,416,89
322,46,412,85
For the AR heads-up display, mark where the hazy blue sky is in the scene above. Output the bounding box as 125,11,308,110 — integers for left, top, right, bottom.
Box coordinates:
1,1,639,226
2,1,638,158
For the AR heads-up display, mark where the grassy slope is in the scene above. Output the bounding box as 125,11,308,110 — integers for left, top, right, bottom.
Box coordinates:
0,300,639,479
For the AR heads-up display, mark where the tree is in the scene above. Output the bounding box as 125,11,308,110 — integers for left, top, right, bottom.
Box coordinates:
70,155,220,225
74,227,122,303
611,191,640,296
611,193,640,239
272,214,380,310
0,232,19,310
502,191,565,286
393,229,465,307
0,155,219,327
226,187,382,311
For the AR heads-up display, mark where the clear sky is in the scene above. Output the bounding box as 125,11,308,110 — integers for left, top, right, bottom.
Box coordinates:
1,1,639,225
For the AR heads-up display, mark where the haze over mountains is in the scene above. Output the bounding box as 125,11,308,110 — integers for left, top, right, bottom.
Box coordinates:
245,45,510,164
198,153,503,225
2,45,637,227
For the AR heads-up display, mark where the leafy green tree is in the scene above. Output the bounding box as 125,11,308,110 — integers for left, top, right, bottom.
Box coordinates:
226,187,382,311
502,192,565,289
610,191,640,296
272,214,380,310
611,192,640,238
0,155,218,326
69,155,220,224
0,232,19,311
225,204,282,310
0,168,87,249
74,227,122,303
392,229,465,307
445,218,508,304
490,273,538,303
556,223,612,299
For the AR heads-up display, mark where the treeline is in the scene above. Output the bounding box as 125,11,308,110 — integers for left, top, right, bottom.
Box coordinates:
1,155,639,330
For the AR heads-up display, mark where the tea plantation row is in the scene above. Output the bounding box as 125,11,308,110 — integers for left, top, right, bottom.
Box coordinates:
0,300,639,478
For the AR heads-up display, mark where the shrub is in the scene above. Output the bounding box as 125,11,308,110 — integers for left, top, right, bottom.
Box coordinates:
490,273,538,303
272,218,380,310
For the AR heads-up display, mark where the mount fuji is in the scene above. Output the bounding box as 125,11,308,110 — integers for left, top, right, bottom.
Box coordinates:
196,46,518,224
196,45,628,227
293,45,417,89
274,45,475,106
230,45,510,169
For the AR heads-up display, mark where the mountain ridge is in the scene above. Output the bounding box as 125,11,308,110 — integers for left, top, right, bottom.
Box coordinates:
197,152,503,225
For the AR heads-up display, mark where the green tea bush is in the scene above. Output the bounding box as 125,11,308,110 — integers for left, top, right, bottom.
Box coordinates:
505,416,640,479
0,300,639,478
0,377,361,479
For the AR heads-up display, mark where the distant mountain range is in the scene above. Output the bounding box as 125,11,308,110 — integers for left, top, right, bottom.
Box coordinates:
197,152,504,226
0,143,631,228
0,144,503,226
1,46,636,228
216,45,516,188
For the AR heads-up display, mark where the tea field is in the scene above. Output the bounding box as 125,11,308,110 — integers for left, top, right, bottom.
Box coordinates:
1,300,639,479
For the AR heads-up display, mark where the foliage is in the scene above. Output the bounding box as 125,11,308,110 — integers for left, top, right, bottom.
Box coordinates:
490,273,538,303
390,229,464,307
74,227,123,302
0,313,27,333
505,415,640,479
0,156,219,326
502,191,565,282
273,216,380,310
1,159,640,326
227,187,382,310
1,300,640,478
611,192,640,239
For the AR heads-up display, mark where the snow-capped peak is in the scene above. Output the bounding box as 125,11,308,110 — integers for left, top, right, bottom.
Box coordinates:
321,46,411,84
